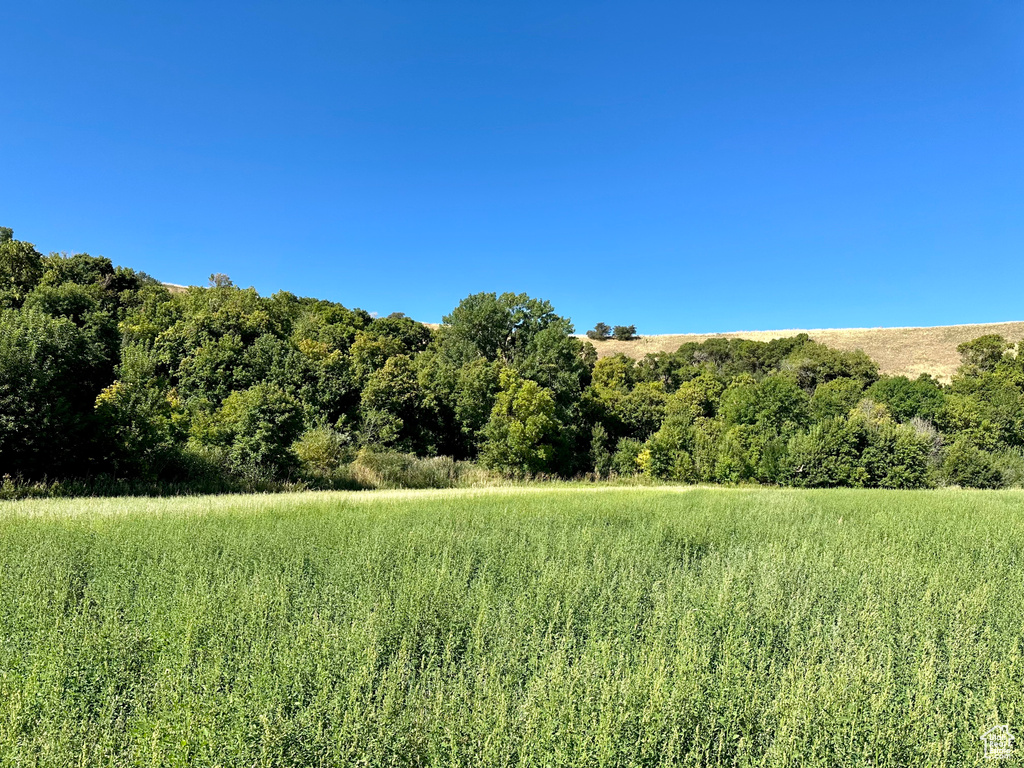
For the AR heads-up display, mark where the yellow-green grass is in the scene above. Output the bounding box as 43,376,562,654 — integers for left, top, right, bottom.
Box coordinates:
1,487,1023,766
585,321,1024,382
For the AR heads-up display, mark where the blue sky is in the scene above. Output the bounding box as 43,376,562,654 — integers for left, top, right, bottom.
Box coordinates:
3,1,1022,333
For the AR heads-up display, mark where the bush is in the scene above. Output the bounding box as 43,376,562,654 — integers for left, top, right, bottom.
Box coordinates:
784,419,864,488
941,438,1004,489
956,334,1010,372
479,369,561,477
293,425,352,476
811,377,864,421
586,322,611,341
860,422,932,489
990,448,1024,488
611,438,644,476
612,325,637,341
865,375,945,422
193,383,304,479
590,424,613,477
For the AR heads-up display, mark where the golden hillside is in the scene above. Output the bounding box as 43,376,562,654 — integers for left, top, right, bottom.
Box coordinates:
584,322,1024,382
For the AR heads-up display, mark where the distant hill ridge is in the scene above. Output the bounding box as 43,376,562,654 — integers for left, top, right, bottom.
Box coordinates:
581,322,1024,383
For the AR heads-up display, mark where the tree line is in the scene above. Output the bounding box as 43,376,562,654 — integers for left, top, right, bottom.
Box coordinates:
2,226,1022,493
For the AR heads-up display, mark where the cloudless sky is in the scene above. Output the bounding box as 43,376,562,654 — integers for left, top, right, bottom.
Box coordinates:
3,1,1023,333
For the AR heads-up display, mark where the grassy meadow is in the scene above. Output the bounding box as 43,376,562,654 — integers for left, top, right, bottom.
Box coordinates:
1,487,1023,766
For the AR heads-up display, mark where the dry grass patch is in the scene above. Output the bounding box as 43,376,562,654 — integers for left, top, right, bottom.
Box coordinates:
584,321,1024,382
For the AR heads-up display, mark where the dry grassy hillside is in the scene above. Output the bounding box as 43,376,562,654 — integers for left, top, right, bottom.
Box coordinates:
583,322,1024,382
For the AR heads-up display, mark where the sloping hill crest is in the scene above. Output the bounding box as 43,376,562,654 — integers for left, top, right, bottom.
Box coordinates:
583,322,1024,382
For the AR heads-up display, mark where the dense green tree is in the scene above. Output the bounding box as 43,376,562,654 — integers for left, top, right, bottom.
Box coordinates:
93,344,186,479
480,370,561,476
193,383,304,478
0,309,98,476
783,341,878,391
440,292,566,366
0,229,44,308
720,373,810,433
612,324,637,341
589,424,613,477
665,373,724,421
590,354,637,392
5,225,1024,492
865,375,945,422
811,377,865,421
784,418,865,488
941,437,1004,489
957,335,1011,373
610,437,644,475
360,356,423,450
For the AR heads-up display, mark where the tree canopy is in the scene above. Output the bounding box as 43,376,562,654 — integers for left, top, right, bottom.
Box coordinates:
1,225,1022,492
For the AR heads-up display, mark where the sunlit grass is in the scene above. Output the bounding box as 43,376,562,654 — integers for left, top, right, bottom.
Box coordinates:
1,487,1022,766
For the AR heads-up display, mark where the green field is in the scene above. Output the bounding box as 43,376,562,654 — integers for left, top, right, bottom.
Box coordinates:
1,487,1023,767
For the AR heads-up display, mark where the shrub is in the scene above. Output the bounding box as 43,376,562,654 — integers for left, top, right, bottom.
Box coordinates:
941,438,1004,489
611,438,644,476
714,426,753,483
640,417,697,482
865,375,945,422
956,334,1010,372
479,369,561,477
990,448,1024,488
860,422,932,489
811,377,864,421
586,322,611,341
293,425,352,476
784,419,865,488
194,383,304,479
590,424,613,477
612,325,637,341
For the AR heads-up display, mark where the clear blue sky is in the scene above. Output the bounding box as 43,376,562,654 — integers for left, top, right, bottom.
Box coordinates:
3,1,1022,333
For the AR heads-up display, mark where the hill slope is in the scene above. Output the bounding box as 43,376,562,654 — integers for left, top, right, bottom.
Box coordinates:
585,321,1024,382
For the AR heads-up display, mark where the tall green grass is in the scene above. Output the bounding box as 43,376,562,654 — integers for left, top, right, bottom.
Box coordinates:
1,487,1023,766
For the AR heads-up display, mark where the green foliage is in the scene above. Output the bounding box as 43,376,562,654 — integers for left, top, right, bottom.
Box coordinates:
783,341,879,391
441,291,567,365
480,369,562,476
0,308,97,476
349,448,486,489
586,322,611,341
785,404,933,489
0,229,44,308
865,374,945,422
610,437,643,475
612,324,637,341
93,344,186,479
720,373,810,433
941,437,1004,489
589,423,613,476
2,224,1024,490
360,355,423,450
590,353,636,391
957,334,1011,372
665,373,724,421
292,425,351,476
193,383,304,478
811,377,865,421
593,380,668,442
640,417,698,482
